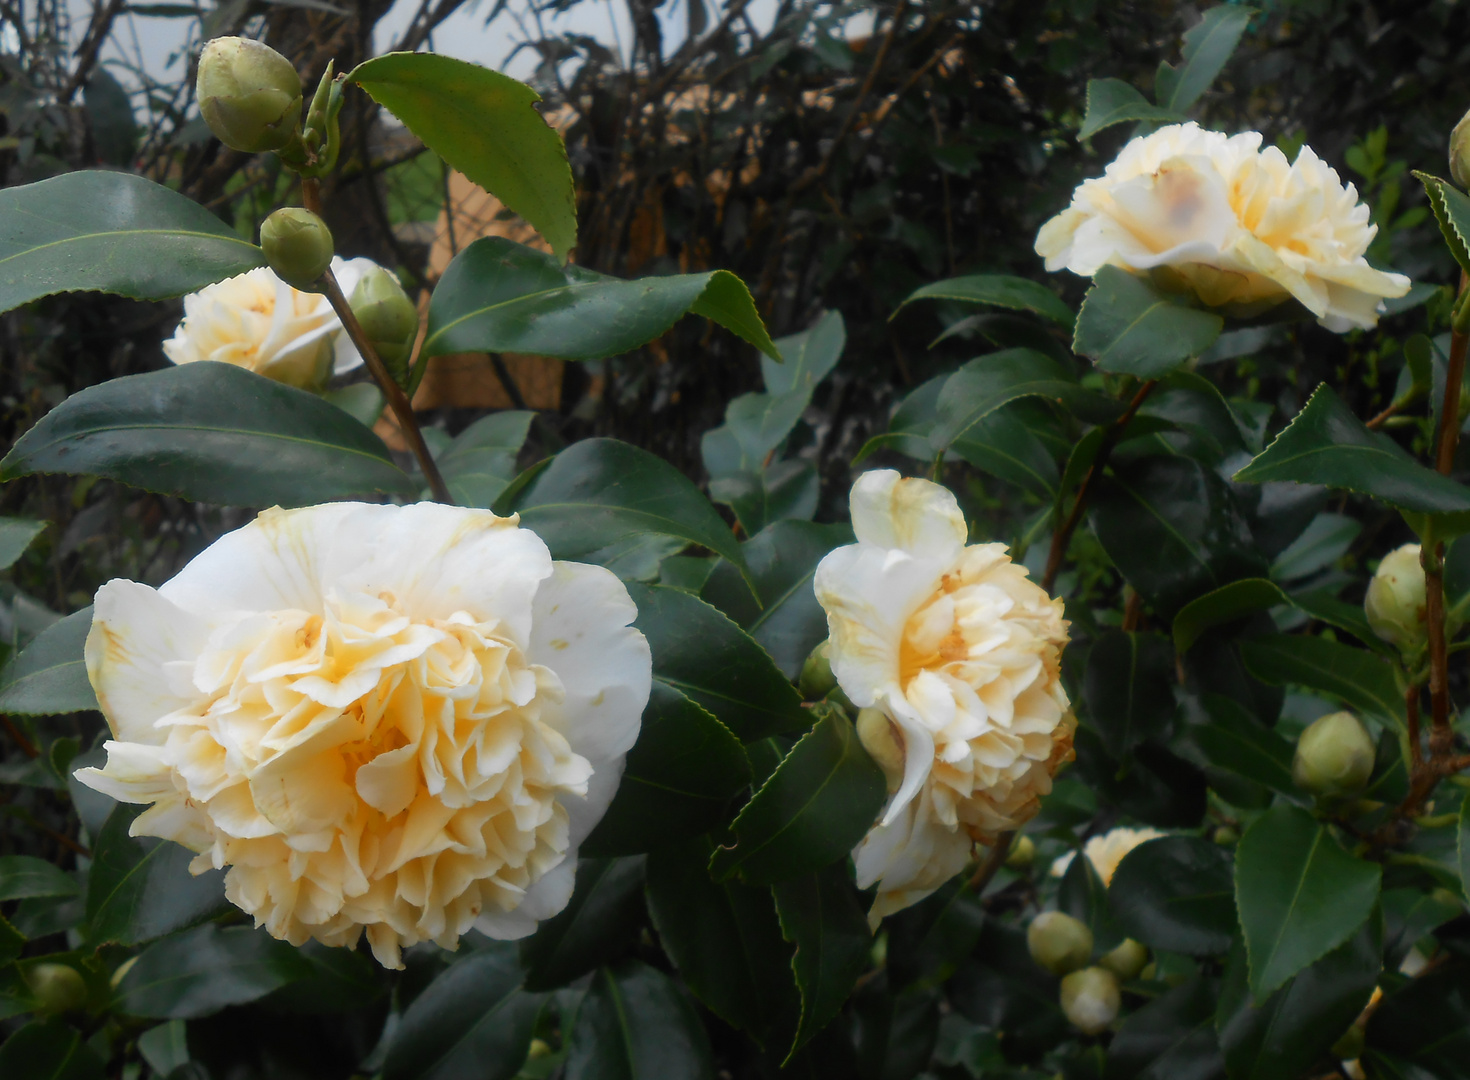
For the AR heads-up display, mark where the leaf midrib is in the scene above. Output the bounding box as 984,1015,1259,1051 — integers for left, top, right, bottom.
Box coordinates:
0,226,259,269
13,420,396,468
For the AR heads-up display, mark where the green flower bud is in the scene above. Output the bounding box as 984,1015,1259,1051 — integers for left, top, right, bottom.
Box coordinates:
1098,937,1149,980
799,639,837,700
1213,825,1239,847
260,208,334,290
28,963,87,1014
1027,911,1093,976
1365,543,1426,653
1292,710,1375,799
855,706,905,793
1059,966,1120,1035
197,37,302,154
1452,107,1470,189
1005,834,1036,869
350,266,419,388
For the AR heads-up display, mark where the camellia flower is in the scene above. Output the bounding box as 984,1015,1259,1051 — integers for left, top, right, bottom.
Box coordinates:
163,256,380,391
1049,826,1166,886
1035,122,1411,331
74,502,651,968
814,471,1073,919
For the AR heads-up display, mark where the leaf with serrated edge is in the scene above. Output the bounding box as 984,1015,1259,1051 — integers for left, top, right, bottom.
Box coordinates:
1074,266,1223,377
1173,578,1292,654
1239,634,1403,724
772,865,871,1059
1078,78,1185,140
1156,5,1256,113
1416,171,1470,275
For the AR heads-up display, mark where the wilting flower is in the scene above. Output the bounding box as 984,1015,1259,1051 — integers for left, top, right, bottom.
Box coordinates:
814,471,1073,920
1035,122,1411,331
74,502,651,967
1050,826,1166,886
163,257,380,391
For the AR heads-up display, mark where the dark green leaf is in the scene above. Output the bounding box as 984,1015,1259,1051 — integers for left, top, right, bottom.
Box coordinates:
929,349,1077,453
0,1018,104,1080
951,405,1062,497
350,53,575,260
762,310,845,395
1084,630,1176,758
0,608,96,715
1460,795,1470,901
1073,726,1207,828
85,68,139,166
1366,962,1470,1076
773,864,872,1057
1109,837,1236,956
260,939,386,1015
0,517,44,570
1060,846,1123,952
1235,805,1382,1000
435,409,533,508
1077,78,1186,140
894,274,1076,328
116,923,311,1019
382,943,544,1080
1155,5,1255,112
1173,579,1291,655
0,364,415,506
0,855,78,902
1105,977,1224,1080
424,238,778,360
709,708,886,885
1234,384,1470,515
521,857,646,990
948,920,1068,1060
0,171,263,315
322,382,384,428
626,583,806,741
1190,695,1299,798
86,804,227,947
1269,512,1360,582
564,961,716,1080
1074,267,1224,377
1416,172,1470,276
1238,634,1403,724
1382,887,1460,968
884,877,986,992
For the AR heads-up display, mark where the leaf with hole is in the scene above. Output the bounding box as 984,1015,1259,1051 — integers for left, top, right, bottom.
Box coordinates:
1155,4,1255,113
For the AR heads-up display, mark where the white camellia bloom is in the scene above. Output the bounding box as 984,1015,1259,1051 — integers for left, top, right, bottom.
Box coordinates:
1035,122,1411,332
814,471,1073,920
163,256,380,391
74,502,651,968
1049,826,1166,886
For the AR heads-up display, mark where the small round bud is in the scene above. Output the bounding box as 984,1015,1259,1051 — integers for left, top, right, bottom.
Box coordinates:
1098,938,1148,980
350,266,419,386
1212,825,1239,847
1027,911,1093,976
855,707,905,792
28,963,87,1014
1059,967,1120,1035
1292,711,1375,799
1365,543,1426,653
260,208,334,290
528,1038,552,1060
1006,834,1036,869
1452,108,1470,189
197,37,302,154
799,639,837,700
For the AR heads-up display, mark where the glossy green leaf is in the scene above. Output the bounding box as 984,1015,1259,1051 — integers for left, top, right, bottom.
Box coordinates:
0,855,77,902
86,804,228,947
521,857,646,990
502,439,750,584
1382,887,1460,968
582,533,688,582
1074,267,1224,376
707,460,818,536
0,1018,104,1080
1269,512,1360,582
564,961,716,1080
760,309,845,395
1109,837,1236,956
709,708,886,885
1238,633,1403,724
382,943,544,1080
261,939,386,1015
425,238,778,360
928,349,1077,453
0,518,44,570
893,274,1075,328
0,171,264,315
1416,171,1470,275
1155,4,1255,112
435,409,533,508
321,382,385,428
1365,963,1470,1076
115,923,312,1019
1105,977,1224,1080
1173,579,1291,654
626,583,806,742
1084,630,1176,758
772,864,872,1057
1235,805,1381,1000
0,364,415,506
136,1021,189,1077
0,607,97,715
350,53,575,261
1059,846,1123,952
645,836,799,1047
1077,78,1186,139
1234,384,1470,514
1190,695,1299,798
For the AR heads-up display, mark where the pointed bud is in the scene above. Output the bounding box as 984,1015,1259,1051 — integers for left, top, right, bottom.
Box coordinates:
1005,834,1036,869
260,208,334,290
1365,543,1426,653
1452,108,1470,189
855,706,905,792
799,639,837,700
1098,937,1149,980
350,266,419,387
1060,967,1121,1035
197,37,302,154
1292,710,1375,799
29,963,87,1014
1027,911,1093,976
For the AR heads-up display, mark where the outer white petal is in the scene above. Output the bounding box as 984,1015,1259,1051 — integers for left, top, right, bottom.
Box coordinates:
474,858,577,940
848,469,967,562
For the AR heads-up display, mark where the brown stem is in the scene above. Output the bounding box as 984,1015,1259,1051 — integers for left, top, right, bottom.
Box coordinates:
301,177,322,216
967,830,1014,895
320,270,455,504
1041,379,1158,594
1365,402,1403,430
60,0,125,104
2,716,38,759
1426,544,1451,737
1436,270,1470,475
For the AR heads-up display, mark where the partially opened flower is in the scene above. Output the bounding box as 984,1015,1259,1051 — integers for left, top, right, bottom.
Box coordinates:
814,471,1073,920
1035,122,1411,331
1049,826,1166,886
163,256,380,391
74,502,651,967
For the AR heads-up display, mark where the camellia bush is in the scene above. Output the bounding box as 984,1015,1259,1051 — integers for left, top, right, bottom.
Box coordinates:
9,7,1470,1080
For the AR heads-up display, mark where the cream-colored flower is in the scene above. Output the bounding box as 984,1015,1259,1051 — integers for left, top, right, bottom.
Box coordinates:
74,502,650,968
814,471,1073,920
163,257,379,390
1035,122,1411,332
1049,826,1166,886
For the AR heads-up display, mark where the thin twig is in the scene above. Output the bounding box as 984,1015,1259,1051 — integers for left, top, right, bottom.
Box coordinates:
60,0,125,104
488,353,528,410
